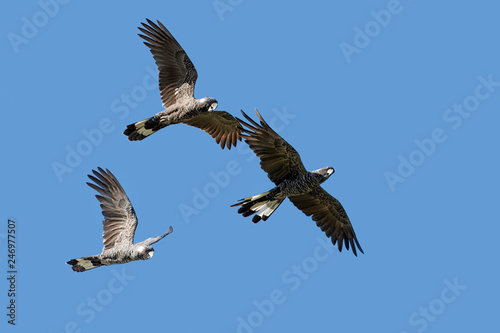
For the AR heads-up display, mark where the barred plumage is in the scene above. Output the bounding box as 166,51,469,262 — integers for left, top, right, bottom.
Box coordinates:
123,19,242,149
66,167,173,272
231,110,364,256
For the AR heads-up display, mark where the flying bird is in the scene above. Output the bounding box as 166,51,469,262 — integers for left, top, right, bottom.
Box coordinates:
123,19,242,149
66,167,173,272
231,110,364,256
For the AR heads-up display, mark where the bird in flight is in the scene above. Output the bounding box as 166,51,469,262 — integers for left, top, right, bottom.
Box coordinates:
66,167,173,272
231,110,364,256
123,19,242,149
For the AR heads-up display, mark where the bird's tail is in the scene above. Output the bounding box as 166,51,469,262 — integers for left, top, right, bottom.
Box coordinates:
66,255,104,272
231,190,284,223
123,116,166,141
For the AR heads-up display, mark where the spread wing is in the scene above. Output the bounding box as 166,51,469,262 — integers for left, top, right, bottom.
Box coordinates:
86,167,138,252
288,187,364,256
236,109,307,184
183,111,242,149
138,19,198,107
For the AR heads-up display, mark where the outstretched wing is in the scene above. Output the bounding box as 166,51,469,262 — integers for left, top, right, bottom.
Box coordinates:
143,226,174,246
288,187,364,256
236,109,307,184
183,111,242,149
138,19,198,107
87,167,138,251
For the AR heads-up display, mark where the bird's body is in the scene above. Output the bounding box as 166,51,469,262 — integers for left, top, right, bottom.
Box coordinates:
124,19,241,149
66,168,173,272
232,110,363,256
237,171,332,220
127,97,218,140
277,172,329,197
67,246,142,272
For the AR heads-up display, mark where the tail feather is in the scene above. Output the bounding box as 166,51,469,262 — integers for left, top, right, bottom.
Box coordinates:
231,191,284,223
123,116,164,141
66,256,104,272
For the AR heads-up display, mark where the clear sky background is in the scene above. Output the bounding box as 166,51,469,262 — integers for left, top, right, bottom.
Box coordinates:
1,1,499,332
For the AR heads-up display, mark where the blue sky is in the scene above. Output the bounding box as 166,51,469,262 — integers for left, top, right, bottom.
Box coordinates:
1,1,499,332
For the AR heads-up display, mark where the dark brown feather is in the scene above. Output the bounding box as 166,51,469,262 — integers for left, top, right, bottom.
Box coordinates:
138,19,198,107
86,168,138,251
288,187,363,256
236,109,307,184
184,111,242,149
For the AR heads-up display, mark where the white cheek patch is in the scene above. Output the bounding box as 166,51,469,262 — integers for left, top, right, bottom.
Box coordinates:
148,251,154,259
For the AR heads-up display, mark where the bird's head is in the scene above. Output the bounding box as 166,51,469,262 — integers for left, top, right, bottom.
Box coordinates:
200,97,218,111
137,245,155,260
311,166,335,183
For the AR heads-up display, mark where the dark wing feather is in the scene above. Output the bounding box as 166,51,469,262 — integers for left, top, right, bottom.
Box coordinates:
183,111,242,149
139,19,198,107
288,187,363,256
86,168,138,251
236,109,307,184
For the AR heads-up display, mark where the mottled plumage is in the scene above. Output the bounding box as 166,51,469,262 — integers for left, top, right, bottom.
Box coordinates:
66,167,173,272
123,19,241,149
231,110,363,256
